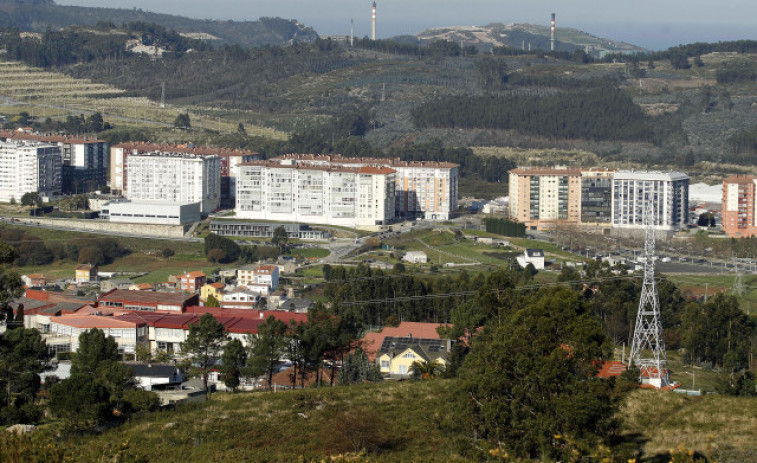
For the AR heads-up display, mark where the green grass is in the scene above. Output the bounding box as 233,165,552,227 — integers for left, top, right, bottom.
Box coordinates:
5,379,755,463
291,247,330,259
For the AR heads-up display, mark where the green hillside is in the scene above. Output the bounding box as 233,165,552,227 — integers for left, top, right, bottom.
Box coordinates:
0,0,317,46
3,380,756,462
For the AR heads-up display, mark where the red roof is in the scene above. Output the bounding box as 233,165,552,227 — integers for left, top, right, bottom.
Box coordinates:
208,282,225,289
184,271,206,279
359,322,449,362
596,360,627,379
50,314,145,329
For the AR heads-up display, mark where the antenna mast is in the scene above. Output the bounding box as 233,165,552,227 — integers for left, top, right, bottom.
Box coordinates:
628,201,671,388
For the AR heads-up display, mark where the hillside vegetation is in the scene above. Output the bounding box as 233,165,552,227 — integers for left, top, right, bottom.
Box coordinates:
2,381,755,462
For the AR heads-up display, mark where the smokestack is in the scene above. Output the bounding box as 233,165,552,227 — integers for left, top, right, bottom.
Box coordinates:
372,2,377,41
350,18,354,47
550,13,556,52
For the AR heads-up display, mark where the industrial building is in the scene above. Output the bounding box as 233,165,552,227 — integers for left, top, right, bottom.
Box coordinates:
0,140,61,203
611,171,689,231
100,200,201,225
125,152,221,214
209,221,330,240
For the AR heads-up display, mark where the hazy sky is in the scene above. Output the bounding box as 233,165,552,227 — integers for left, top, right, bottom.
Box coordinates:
60,0,757,50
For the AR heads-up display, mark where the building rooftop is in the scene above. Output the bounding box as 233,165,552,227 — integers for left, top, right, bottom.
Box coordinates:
509,167,582,176
99,289,195,305
112,142,256,158
614,170,690,181
50,314,145,329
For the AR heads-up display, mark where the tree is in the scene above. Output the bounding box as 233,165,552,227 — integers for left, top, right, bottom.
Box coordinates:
181,313,228,392
49,374,111,431
135,343,152,363
72,329,134,410
221,339,247,392
207,248,227,263
160,247,175,258
458,288,621,461
0,241,22,323
85,112,104,133
0,328,49,424
339,348,382,385
246,316,289,389
174,113,191,129
237,122,246,135
205,294,220,307
20,192,38,207
410,359,444,380
77,246,105,266
271,226,289,252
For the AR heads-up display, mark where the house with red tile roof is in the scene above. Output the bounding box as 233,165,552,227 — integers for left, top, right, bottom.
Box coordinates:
98,289,199,313
21,273,46,288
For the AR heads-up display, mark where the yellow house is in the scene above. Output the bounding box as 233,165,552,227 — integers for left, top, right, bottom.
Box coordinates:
75,264,98,284
200,282,225,303
376,337,449,378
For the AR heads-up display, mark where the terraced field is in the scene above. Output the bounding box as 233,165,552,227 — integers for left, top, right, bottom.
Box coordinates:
0,61,287,140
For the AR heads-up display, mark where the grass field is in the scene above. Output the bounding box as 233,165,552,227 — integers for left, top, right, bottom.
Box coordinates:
3,379,755,463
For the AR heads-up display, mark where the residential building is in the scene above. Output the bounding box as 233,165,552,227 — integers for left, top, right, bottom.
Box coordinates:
98,289,199,313
722,175,757,238
110,142,256,205
200,282,225,303
236,161,396,229
508,167,582,230
221,289,259,309
209,221,330,240
100,278,134,292
402,251,428,264
236,264,280,291
75,264,98,284
125,152,221,214
580,169,615,226
100,200,201,225
0,140,61,202
611,171,689,231
516,249,545,270
0,131,107,193
21,274,46,288
271,154,459,220
278,298,313,313
180,271,207,293
129,363,184,391
376,336,450,378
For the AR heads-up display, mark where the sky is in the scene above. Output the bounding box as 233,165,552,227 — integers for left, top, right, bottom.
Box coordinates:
59,0,757,50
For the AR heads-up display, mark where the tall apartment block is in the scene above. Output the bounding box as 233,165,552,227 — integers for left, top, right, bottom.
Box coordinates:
722,175,757,238
271,155,458,220
0,131,107,193
0,140,61,203
611,171,689,231
110,142,256,207
580,169,615,226
508,168,582,230
236,161,396,229
125,153,221,213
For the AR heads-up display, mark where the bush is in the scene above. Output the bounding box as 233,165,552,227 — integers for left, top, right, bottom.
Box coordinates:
161,247,175,258
123,388,160,413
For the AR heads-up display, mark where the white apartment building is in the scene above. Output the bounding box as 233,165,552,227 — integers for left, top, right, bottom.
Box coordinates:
126,152,221,214
236,161,396,229
612,171,689,231
0,140,61,202
273,155,459,220
236,264,280,291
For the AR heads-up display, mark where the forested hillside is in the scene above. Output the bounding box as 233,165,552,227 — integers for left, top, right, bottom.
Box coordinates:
0,0,317,46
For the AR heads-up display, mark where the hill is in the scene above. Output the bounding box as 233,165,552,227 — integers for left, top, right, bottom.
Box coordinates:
2,380,756,462
415,22,645,54
0,0,317,47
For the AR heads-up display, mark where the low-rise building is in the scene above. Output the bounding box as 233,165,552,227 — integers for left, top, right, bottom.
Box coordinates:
47,315,148,355
100,200,201,225
129,363,184,391
200,282,225,303
236,265,279,291
21,274,46,288
180,271,207,293
516,249,545,270
209,221,330,240
403,251,428,264
98,289,199,313
221,289,259,309
75,264,98,284
376,336,450,378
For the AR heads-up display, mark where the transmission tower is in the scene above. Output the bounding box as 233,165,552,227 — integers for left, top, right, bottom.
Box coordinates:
628,202,671,388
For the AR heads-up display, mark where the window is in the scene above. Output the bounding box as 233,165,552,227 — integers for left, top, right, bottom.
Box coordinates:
381,360,389,369
402,352,416,359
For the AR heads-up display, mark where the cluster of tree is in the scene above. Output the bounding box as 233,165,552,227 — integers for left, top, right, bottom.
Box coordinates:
411,87,649,142
180,310,367,392
29,112,111,135
457,287,636,460
0,228,128,267
203,233,279,264
323,264,537,327
0,27,127,67
352,38,476,57
716,61,757,84
287,108,373,155
483,217,526,237
49,329,159,431
125,21,208,53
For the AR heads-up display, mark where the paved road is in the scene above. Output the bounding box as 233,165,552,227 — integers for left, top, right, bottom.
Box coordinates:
2,218,201,242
